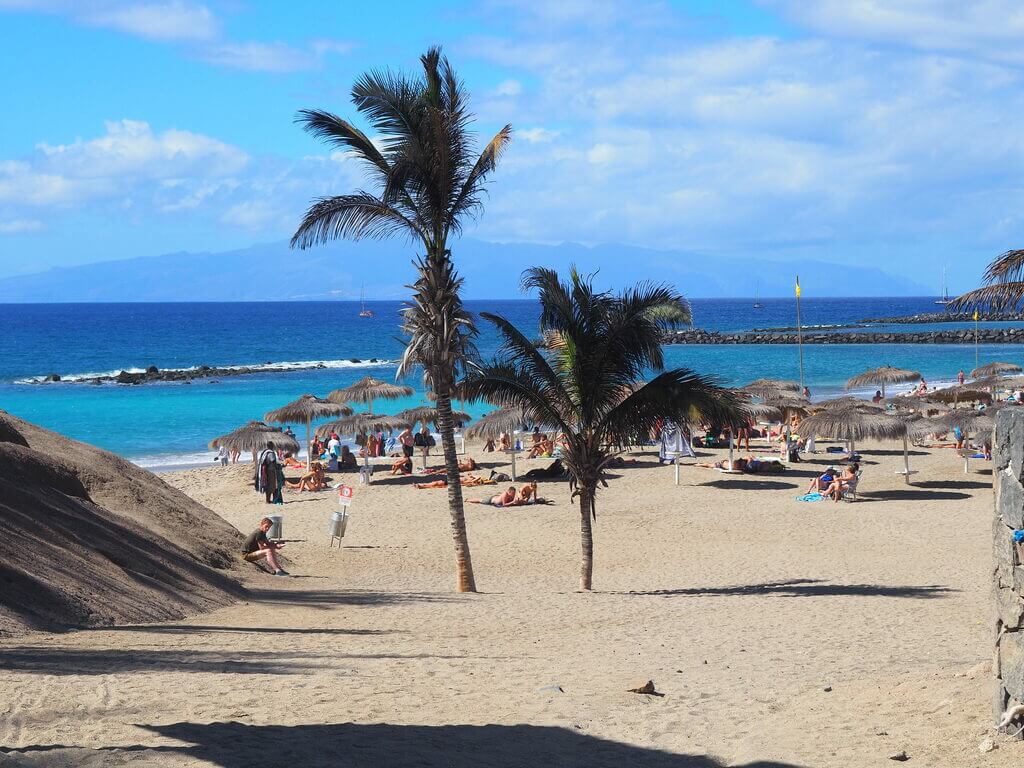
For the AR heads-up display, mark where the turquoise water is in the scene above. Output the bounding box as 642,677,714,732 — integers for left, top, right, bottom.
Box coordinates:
2,298,1020,468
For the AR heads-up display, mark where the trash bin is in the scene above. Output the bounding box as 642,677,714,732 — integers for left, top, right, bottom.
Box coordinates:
328,510,348,539
267,514,283,539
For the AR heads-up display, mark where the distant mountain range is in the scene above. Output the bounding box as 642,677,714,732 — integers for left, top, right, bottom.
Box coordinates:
0,239,930,301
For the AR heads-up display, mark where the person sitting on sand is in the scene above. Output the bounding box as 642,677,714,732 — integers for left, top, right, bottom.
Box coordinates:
424,457,478,475
391,455,413,475
528,434,553,459
287,461,326,491
807,467,837,494
241,517,288,576
339,444,358,470
499,432,512,450
872,390,883,404
824,463,859,502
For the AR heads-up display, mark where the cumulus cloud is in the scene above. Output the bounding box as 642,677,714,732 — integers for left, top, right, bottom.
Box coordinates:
0,0,218,41
197,41,316,72
0,218,43,234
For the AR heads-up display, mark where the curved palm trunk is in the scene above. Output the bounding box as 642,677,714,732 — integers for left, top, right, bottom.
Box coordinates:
579,489,594,590
435,389,477,592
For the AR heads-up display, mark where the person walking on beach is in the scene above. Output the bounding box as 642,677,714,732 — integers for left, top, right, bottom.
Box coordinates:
242,517,288,575
216,445,229,466
958,370,966,385
399,426,415,461
327,433,341,459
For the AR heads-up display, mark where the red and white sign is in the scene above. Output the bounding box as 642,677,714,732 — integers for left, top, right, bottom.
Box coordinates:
338,484,354,506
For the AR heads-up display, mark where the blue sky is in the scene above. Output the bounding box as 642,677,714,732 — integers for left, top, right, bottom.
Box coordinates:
0,1,1021,294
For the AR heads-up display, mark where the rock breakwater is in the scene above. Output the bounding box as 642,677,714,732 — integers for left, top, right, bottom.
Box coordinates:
665,328,1024,345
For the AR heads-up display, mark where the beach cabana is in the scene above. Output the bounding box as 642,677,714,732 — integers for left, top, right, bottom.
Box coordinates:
209,421,299,462
844,366,921,399
327,376,413,414
798,407,917,483
264,394,352,469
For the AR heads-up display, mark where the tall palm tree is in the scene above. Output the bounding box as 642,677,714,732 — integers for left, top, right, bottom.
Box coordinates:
949,249,1024,311
291,47,512,592
462,267,740,590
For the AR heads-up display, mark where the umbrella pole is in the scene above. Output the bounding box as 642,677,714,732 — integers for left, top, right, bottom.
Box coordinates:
902,434,911,485
511,450,517,481
306,418,312,470
728,433,734,466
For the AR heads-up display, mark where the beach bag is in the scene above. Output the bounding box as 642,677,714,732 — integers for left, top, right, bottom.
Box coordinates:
426,434,436,447
414,432,427,447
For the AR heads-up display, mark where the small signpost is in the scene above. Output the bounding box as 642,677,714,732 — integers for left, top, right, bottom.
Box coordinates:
329,484,353,548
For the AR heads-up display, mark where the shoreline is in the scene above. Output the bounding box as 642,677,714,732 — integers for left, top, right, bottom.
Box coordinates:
665,327,1024,344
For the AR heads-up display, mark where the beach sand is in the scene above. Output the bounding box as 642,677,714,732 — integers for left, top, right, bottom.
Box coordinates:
0,440,1020,767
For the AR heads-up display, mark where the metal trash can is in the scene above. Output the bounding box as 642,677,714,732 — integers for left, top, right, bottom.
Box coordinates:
267,514,283,540
328,510,348,538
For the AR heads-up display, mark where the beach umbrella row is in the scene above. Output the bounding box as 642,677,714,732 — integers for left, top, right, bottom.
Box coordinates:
328,376,412,414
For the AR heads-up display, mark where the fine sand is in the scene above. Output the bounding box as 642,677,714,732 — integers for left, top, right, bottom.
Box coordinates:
1,439,1021,767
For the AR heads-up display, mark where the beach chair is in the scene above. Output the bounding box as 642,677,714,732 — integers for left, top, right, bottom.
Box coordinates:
840,472,861,502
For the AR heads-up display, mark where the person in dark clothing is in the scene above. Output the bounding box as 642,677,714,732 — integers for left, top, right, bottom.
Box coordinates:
241,517,288,575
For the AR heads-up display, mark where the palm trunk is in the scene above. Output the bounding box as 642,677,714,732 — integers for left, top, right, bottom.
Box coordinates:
579,489,594,590
435,389,477,592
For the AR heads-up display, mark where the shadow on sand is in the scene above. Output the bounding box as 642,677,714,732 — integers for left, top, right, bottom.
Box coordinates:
1,721,805,767
622,578,954,600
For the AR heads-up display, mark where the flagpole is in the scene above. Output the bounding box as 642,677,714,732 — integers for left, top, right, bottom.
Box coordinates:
974,310,979,370
796,275,804,389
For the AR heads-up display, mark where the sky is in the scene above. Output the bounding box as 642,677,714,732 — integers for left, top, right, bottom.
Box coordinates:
0,0,1022,294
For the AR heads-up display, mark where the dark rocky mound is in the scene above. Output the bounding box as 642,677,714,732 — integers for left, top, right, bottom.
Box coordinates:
0,411,246,635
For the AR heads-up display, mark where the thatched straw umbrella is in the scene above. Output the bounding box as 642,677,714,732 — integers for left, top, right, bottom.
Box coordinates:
925,386,992,406
264,394,352,469
911,406,1001,472
971,361,1022,379
814,396,882,411
741,379,801,398
844,365,921,399
798,407,917,483
463,406,535,480
209,421,299,462
327,376,413,414
315,412,412,482
398,406,473,468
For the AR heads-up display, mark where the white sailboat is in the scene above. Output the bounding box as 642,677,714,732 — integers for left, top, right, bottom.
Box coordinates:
753,282,763,309
935,267,951,306
358,284,373,317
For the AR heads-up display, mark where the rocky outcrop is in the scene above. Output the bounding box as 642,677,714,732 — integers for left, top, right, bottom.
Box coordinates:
861,311,1024,324
665,328,1024,345
27,360,388,385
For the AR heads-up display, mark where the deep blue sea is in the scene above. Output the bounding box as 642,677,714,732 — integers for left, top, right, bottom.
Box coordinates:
2,297,1021,469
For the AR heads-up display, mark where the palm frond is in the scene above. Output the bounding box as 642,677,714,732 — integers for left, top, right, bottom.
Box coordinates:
291,193,423,249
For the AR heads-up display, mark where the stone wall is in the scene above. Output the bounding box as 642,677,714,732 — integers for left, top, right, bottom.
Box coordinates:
994,408,1024,735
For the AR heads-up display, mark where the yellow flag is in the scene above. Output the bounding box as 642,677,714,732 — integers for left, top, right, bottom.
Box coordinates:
973,309,979,321
795,278,801,298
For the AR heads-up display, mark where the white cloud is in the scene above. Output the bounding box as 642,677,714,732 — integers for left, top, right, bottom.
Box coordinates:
197,41,316,73
0,218,43,234
518,127,559,143
84,1,217,42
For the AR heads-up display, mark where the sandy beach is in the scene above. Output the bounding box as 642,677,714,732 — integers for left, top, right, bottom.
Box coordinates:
0,439,1020,767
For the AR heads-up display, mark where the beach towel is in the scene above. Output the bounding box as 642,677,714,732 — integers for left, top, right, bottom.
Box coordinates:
796,492,825,502
659,419,695,461
716,468,743,474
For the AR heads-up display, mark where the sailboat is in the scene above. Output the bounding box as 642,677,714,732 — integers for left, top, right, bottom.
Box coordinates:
753,282,763,309
935,267,951,306
358,284,374,317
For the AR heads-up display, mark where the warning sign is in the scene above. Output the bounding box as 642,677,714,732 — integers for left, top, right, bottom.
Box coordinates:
338,484,354,506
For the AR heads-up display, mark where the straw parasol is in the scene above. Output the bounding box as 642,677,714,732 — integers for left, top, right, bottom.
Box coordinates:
971,361,1022,379
911,405,1002,472
315,412,412,440
925,386,992,406
397,406,472,429
844,365,921,398
741,379,801,398
813,396,882,412
463,406,551,480
886,396,949,414
798,407,917,483
264,394,352,469
327,376,413,414
209,421,299,459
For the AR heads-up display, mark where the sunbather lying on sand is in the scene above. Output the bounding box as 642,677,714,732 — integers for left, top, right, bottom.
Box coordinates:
424,457,478,474
415,474,495,489
697,458,748,471
470,483,546,507
283,454,304,469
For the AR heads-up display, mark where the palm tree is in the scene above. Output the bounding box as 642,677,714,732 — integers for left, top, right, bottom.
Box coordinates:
462,267,740,590
949,249,1024,311
291,47,512,593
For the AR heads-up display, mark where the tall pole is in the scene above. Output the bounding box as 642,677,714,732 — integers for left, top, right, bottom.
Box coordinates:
974,309,980,371
796,275,805,389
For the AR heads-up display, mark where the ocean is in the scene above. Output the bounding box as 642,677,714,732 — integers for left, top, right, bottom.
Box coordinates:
2,297,1020,469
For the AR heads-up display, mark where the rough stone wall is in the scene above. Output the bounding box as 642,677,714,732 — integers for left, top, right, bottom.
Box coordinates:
994,408,1024,736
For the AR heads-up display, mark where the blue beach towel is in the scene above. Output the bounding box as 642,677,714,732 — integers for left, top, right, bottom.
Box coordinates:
1013,530,1024,543
797,492,825,502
